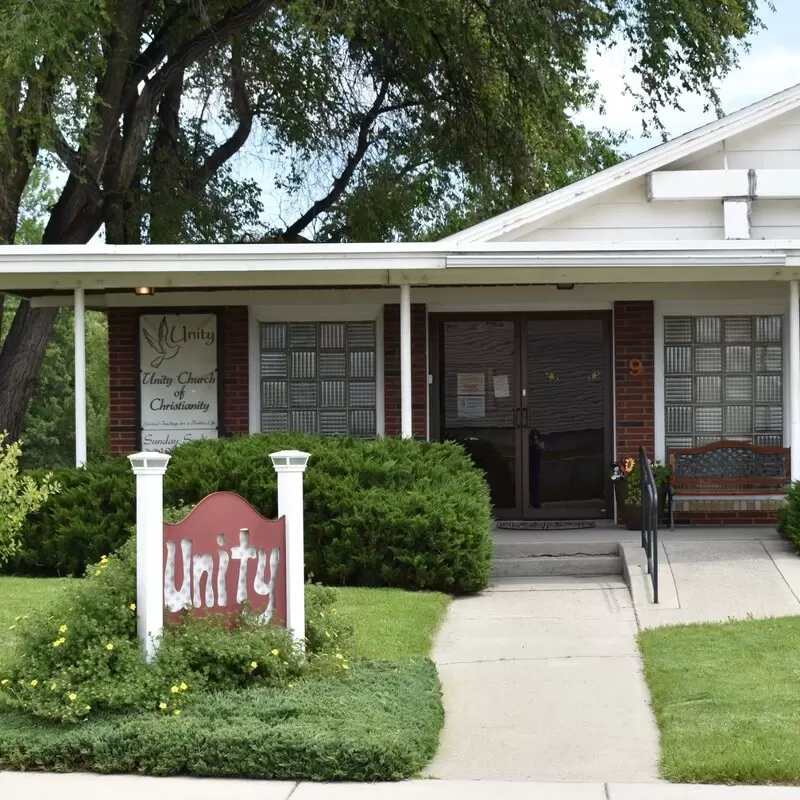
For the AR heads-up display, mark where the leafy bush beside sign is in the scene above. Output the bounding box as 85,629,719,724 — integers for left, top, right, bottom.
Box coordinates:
4,434,492,594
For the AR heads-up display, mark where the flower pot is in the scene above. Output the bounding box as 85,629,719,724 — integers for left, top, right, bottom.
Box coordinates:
614,480,667,531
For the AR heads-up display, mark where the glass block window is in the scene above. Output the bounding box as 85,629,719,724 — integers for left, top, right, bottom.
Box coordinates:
664,315,784,450
260,321,377,437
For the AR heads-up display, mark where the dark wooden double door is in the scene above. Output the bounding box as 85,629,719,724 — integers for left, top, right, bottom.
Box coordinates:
430,313,613,520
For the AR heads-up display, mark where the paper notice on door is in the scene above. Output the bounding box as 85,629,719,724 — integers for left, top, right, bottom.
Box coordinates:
493,374,510,398
457,396,485,419
457,372,485,396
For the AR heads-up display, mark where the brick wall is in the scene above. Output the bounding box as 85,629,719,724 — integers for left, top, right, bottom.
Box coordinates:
614,301,654,461
383,303,428,437
108,309,139,456
220,307,250,436
108,307,249,456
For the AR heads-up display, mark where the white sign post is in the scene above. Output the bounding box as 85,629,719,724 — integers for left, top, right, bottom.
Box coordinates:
270,450,311,646
128,451,170,662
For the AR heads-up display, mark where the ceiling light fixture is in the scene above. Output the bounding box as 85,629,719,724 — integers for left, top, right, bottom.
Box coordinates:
134,286,155,296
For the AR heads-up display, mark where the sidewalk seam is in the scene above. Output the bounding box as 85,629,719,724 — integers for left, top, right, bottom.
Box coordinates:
286,781,301,798
439,653,643,666
759,538,800,607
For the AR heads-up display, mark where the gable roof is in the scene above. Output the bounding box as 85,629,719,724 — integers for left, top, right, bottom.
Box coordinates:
444,82,800,245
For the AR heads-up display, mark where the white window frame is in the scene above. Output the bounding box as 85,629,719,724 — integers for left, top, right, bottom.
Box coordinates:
248,304,384,437
654,298,791,463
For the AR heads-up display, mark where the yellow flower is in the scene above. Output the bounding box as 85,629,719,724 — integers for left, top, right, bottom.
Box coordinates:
250,661,258,669
170,685,179,694
52,638,64,648
270,649,280,657
30,679,38,687
129,603,136,611
1,679,9,686
342,663,349,670
179,682,188,691
335,653,344,660
50,683,57,691
59,625,67,633
159,702,167,710
84,705,91,712
173,709,181,716
94,570,101,577
68,693,77,701
106,643,114,651
100,555,108,561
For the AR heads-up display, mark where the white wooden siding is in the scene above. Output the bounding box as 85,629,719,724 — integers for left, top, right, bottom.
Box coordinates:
498,106,800,243
505,182,724,242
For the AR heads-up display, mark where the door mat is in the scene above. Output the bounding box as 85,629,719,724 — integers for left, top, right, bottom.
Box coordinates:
495,520,597,530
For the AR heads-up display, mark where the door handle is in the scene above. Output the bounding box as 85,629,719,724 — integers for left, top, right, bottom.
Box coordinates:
521,407,529,429
513,407,520,428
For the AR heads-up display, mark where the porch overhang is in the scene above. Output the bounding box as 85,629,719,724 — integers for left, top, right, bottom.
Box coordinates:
2,240,800,301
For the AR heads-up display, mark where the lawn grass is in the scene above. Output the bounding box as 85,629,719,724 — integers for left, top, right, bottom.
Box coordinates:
0,576,450,780
334,587,450,660
640,615,800,784
0,578,71,670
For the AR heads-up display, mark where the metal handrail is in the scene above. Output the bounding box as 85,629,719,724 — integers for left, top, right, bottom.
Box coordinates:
639,446,659,603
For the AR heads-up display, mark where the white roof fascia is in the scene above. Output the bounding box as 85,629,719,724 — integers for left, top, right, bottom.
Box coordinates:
443,82,800,245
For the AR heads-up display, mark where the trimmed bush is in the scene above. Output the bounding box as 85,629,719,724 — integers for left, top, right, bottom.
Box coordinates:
0,658,442,780
779,482,799,547
6,434,492,594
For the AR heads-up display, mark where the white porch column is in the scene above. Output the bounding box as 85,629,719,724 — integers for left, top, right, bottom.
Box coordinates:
270,450,311,647
791,280,800,482
400,283,412,438
74,287,87,467
128,451,170,662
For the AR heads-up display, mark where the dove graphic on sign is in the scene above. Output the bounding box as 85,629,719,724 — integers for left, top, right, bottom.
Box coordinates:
142,317,181,369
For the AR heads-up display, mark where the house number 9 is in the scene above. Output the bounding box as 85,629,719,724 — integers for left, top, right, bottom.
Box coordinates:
629,359,644,376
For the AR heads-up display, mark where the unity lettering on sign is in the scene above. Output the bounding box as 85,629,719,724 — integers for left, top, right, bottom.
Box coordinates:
139,313,219,451
163,493,287,625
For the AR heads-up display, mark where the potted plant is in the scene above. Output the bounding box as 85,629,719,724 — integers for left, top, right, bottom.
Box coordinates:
610,457,670,530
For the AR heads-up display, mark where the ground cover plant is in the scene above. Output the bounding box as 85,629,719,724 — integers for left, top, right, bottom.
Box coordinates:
0,556,449,780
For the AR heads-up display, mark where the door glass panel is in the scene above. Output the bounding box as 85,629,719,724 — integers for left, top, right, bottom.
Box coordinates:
441,320,517,513
526,319,607,515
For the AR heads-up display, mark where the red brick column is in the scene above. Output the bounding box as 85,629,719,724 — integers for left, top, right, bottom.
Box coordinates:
108,306,250,456
108,308,139,456
383,303,428,437
614,301,655,461
221,306,250,436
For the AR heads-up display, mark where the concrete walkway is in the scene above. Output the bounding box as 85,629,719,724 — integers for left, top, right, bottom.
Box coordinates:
627,529,800,627
426,575,660,782
6,773,800,799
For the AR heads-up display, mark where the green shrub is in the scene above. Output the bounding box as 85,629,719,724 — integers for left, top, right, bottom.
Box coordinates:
6,435,492,594
0,543,352,723
0,659,442,781
0,434,60,567
3,458,133,576
780,482,800,547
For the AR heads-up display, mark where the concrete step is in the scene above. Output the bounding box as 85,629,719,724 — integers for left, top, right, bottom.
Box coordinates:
491,554,624,579
493,540,621,559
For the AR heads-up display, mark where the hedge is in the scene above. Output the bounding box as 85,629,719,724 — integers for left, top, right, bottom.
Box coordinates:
0,659,442,780
4,434,492,594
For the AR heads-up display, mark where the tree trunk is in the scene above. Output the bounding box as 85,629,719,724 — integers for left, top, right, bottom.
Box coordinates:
0,303,58,440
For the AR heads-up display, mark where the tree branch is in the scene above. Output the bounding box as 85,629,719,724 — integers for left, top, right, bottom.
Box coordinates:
188,43,253,192
280,80,391,239
118,0,276,188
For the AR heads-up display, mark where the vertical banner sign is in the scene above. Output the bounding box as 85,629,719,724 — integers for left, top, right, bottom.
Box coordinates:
139,313,219,451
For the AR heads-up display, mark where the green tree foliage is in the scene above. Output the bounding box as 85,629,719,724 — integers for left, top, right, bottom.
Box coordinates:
0,0,770,438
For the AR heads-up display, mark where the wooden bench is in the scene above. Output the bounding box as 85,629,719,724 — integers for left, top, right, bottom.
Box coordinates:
668,441,790,528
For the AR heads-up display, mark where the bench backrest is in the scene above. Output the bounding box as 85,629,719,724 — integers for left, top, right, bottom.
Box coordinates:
668,441,790,495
